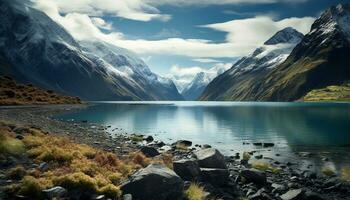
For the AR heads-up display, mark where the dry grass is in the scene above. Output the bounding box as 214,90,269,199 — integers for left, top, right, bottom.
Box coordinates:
242,152,251,161
303,84,350,102
2,122,173,199
341,167,350,182
185,183,206,200
322,167,336,177
0,128,25,156
251,161,281,174
0,76,81,105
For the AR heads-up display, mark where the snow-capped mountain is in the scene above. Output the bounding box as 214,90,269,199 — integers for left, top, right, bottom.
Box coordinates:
200,27,304,100
181,65,229,100
0,0,183,100
200,4,350,101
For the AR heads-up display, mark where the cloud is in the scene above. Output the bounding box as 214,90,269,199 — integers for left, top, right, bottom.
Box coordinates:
200,16,315,46
192,58,222,63
153,28,181,39
34,0,315,59
145,0,309,6
91,17,113,30
33,0,171,22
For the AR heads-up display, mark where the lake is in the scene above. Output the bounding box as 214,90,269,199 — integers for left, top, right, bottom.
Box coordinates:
56,101,350,172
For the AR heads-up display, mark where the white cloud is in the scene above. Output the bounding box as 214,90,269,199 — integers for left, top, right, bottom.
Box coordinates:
192,58,222,63
33,0,171,22
34,0,315,59
91,17,113,30
200,16,315,46
145,0,309,6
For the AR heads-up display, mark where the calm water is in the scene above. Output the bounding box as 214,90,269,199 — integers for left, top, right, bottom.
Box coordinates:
57,101,350,171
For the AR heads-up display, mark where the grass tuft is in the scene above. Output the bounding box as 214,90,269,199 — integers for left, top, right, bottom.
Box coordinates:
322,167,336,177
341,167,350,182
0,133,25,156
185,183,206,200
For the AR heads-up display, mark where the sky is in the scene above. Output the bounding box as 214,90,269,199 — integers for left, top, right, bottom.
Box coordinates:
33,0,349,84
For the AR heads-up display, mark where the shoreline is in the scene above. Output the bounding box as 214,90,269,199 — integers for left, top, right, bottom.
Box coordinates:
0,104,350,199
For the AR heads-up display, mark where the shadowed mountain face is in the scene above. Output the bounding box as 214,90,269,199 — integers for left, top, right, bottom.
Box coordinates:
200,4,350,101
0,0,183,101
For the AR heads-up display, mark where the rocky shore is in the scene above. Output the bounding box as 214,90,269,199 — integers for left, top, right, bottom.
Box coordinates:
0,105,350,200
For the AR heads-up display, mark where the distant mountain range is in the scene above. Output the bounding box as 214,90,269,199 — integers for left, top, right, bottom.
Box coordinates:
200,4,350,101
0,0,183,101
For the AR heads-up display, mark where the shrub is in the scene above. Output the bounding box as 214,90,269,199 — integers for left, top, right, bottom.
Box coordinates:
98,184,122,199
108,173,122,185
252,161,281,174
322,167,336,177
17,176,51,199
132,152,150,167
185,183,206,200
53,172,98,192
0,135,25,156
7,165,26,180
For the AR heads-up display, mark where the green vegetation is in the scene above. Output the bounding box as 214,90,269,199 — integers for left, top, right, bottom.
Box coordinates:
0,127,25,156
185,183,206,200
251,161,281,174
0,76,81,105
322,167,336,177
129,134,143,142
303,84,350,102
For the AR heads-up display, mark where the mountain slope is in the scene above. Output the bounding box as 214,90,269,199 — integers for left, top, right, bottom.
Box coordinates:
200,27,304,101
0,0,182,101
181,65,229,100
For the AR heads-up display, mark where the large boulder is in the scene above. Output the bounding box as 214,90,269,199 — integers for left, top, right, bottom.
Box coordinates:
121,164,184,200
173,159,200,181
240,169,267,186
194,148,227,169
140,146,160,157
200,168,229,186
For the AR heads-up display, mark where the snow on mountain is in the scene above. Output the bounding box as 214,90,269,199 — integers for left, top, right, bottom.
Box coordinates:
181,63,230,100
0,0,182,100
228,27,303,76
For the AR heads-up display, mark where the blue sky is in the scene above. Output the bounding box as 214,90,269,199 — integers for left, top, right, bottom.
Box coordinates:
34,0,349,78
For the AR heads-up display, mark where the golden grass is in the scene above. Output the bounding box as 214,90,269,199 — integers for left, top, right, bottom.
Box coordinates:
185,183,206,200
2,123,173,199
242,152,251,161
341,167,350,182
0,130,25,156
130,134,143,142
251,161,281,174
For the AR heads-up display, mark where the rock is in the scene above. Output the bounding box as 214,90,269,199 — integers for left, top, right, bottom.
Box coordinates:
255,155,263,159
194,148,227,169
253,142,263,146
240,169,267,186
123,194,132,200
304,191,325,200
173,159,200,181
202,144,211,149
263,143,275,148
280,189,304,200
91,194,105,200
272,183,286,193
140,146,160,157
38,162,49,172
174,140,192,147
121,164,184,200
13,127,29,135
200,168,229,186
143,135,154,143
42,186,67,199
15,135,24,140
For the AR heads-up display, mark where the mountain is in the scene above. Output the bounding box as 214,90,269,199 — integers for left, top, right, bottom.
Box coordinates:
181,65,229,100
0,0,183,101
200,27,304,101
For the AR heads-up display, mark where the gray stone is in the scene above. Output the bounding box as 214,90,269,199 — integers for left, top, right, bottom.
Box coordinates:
38,162,49,172
121,164,184,200
143,135,154,142
140,146,160,157
123,194,132,200
202,144,211,149
200,168,229,186
42,186,67,199
173,159,200,181
175,140,192,147
194,148,227,169
240,169,267,186
280,189,304,200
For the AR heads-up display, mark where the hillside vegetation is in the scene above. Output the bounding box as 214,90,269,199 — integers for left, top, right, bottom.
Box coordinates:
0,76,81,105
302,84,350,102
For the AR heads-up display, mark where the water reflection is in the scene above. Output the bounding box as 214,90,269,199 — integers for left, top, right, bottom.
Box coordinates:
57,102,350,170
